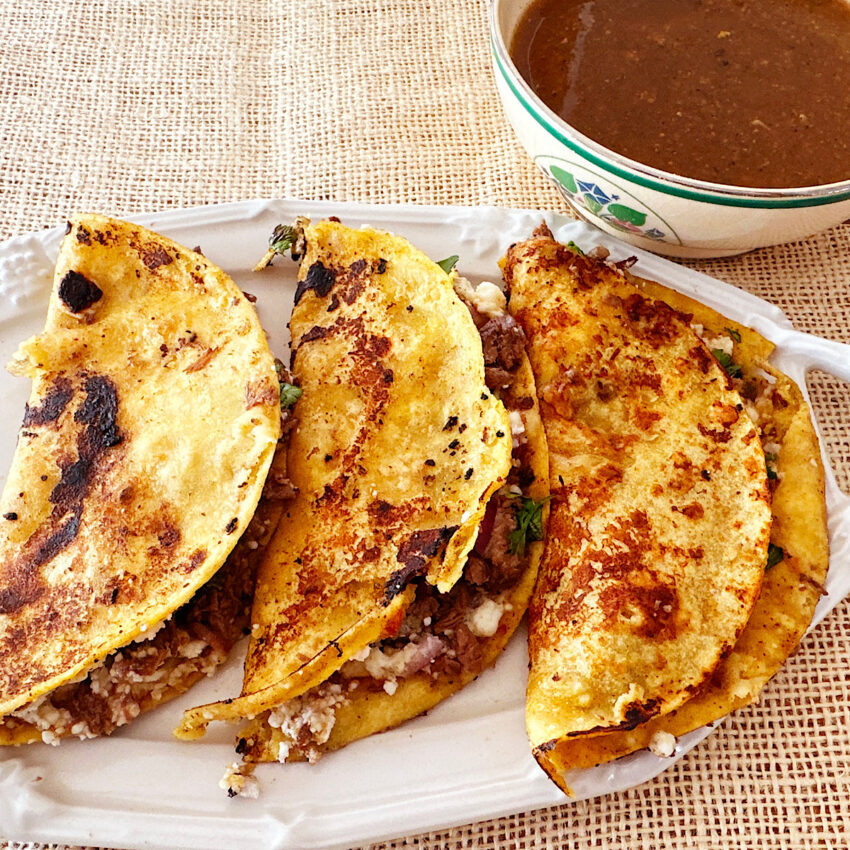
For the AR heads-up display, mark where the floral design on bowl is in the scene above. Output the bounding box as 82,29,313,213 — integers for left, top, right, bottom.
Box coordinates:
541,159,672,242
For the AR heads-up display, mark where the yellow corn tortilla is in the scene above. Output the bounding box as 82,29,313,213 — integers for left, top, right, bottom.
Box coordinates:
503,228,772,787
538,276,828,780
0,214,280,727
176,220,513,739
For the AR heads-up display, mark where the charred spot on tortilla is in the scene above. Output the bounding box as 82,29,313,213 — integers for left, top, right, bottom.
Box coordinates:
138,244,173,271
0,377,124,618
157,525,180,549
58,271,103,314
23,377,74,427
74,375,121,445
298,325,329,346
385,526,460,601
294,261,336,305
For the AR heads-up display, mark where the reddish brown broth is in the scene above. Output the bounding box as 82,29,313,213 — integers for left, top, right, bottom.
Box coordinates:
510,0,850,188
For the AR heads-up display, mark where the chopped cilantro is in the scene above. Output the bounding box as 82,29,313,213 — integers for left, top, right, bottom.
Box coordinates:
764,451,778,480
724,326,742,343
436,255,459,274
280,382,302,410
566,241,585,255
269,224,297,255
508,496,549,557
711,348,743,379
254,221,306,271
766,543,784,570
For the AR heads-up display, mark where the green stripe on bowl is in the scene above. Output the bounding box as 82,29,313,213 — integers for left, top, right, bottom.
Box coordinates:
492,47,850,210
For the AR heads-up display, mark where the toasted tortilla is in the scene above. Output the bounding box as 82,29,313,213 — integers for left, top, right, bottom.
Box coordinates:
0,214,280,725
176,220,513,739
238,345,549,764
537,276,828,777
503,228,772,787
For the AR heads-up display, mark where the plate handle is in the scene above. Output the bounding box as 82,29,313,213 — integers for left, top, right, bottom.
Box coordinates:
766,328,850,383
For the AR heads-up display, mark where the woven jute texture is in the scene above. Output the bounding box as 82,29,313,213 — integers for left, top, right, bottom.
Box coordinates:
1,0,848,848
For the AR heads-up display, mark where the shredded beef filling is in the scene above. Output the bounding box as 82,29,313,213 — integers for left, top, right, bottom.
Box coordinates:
479,314,526,371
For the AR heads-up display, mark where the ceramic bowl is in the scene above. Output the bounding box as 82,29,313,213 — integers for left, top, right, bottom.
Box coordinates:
490,0,850,258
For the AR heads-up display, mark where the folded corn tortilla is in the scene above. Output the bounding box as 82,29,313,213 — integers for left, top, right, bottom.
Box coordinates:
235,277,550,767
531,266,829,778
177,219,515,743
504,226,776,789
0,214,281,741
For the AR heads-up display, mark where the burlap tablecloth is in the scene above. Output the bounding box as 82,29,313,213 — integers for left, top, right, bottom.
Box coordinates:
1,1,848,848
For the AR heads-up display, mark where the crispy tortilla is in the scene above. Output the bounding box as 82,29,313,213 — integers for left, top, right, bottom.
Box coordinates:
538,275,829,777
0,214,281,732
176,220,513,739
503,228,773,788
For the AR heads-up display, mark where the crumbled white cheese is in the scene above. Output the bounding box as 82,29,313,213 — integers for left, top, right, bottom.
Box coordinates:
41,729,59,746
130,617,168,643
691,325,734,358
649,730,676,757
470,281,507,318
754,367,776,385
466,598,505,638
509,410,527,450
266,684,348,762
351,645,371,663
7,607,224,742
453,276,508,318
744,402,761,427
613,683,644,718
382,679,398,695
219,763,259,799
362,642,429,679
452,275,476,303
179,640,208,659
509,411,525,438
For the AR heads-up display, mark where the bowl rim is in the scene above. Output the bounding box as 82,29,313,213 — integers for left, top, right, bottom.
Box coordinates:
489,0,850,209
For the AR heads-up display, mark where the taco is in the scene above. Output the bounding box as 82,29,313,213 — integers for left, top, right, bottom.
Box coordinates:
502,225,800,790
516,245,828,779
176,220,547,794
0,214,282,743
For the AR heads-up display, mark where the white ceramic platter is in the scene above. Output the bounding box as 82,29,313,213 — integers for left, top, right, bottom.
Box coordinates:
0,200,848,850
